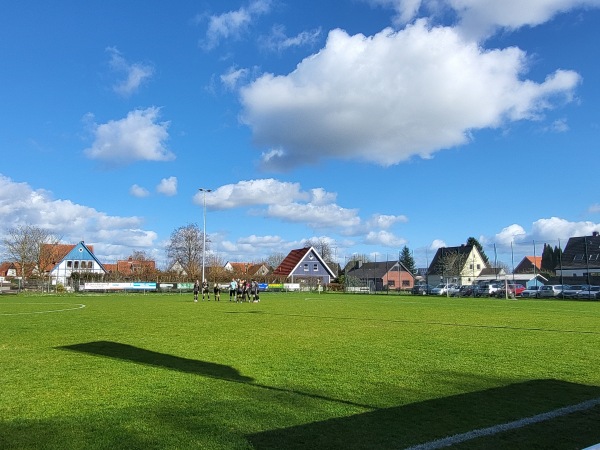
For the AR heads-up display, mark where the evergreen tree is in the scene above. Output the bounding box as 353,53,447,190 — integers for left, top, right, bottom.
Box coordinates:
553,245,563,271
399,245,416,274
466,237,489,264
541,244,555,272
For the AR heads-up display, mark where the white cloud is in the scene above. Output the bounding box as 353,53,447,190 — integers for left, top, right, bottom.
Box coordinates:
106,47,154,97
448,0,600,40
196,178,307,209
261,25,322,52
588,203,600,214
364,230,407,247
0,175,158,261
365,0,600,39
130,184,150,197
430,239,447,250
221,66,249,90
84,107,174,167
156,176,178,196
494,224,527,246
530,217,600,241
240,21,581,170
201,0,273,50
193,178,410,237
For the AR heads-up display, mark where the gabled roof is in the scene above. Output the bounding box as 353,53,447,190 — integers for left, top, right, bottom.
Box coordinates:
560,233,600,269
514,256,542,273
428,244,479,275
50,241,106,273
272,248,311,276
272,247,335,278
346,261,413,279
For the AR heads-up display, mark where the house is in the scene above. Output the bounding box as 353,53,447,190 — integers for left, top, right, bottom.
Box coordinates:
514,256,542,274
272,247,335,286
0,262,18,278
47,241,107,285
345,260,415,292
427,244,488,285
104,257,156,278
555,231,600,281
224,261,270,278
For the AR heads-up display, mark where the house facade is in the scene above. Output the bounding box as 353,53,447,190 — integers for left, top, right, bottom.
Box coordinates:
345,260,415,292
427,244,488,285
272,247,335,286
48,241,107,285
555,232,600,279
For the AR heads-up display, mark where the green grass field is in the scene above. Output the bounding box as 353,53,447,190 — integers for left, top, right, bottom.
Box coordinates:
1,292,599,449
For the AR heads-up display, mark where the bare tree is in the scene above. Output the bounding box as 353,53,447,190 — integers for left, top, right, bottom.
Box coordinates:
266,252,287,269
165,223,207,279
2,225,59,283
436,249,467,282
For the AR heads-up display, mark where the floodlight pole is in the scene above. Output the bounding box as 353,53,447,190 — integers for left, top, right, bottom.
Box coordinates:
199,188,212,283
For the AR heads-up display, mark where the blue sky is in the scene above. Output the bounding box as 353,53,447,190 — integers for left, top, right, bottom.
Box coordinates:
1,0,599,270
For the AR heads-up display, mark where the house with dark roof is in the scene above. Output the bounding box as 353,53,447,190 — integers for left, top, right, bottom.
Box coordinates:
345,260,415,292
427,244,488,285
272,247,335,286
514,256,542,274
555,232,600,281
47,241,107,285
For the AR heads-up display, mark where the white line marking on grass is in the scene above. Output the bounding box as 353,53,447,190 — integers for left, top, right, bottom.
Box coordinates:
404,397,600,450
0,303,86,316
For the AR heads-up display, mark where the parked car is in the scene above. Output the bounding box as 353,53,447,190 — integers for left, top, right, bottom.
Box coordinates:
496,284,526,298
538,284,570,298
520,285,542,298
575,286,600,300
431,284,458,295
447,284,461,296
455,285,476,297
559,284,590,299
411,284,433,295
475,282,503,297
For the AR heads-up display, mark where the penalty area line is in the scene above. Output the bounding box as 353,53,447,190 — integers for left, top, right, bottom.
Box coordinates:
405,397,600,450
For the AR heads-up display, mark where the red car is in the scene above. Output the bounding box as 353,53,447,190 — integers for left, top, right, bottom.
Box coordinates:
496,284,526,298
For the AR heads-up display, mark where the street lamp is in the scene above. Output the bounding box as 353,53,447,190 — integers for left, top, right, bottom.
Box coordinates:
199,188,212,283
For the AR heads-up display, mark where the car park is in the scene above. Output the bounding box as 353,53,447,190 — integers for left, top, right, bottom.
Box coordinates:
575,286,600,300
538,284,570,298
520,285,542,298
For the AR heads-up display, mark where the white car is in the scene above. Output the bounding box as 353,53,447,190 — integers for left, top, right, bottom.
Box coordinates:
431,284,449,295
520,285,542,298
575,286,600,300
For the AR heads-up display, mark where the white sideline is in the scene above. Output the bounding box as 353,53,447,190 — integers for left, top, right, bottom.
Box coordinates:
405,397,600,450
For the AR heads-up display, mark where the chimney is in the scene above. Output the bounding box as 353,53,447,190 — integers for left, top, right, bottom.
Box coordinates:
593,231,599,237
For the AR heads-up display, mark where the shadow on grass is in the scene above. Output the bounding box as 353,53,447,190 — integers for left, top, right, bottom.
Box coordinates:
247,379,600,449
58,341,376,409
59,341,253,382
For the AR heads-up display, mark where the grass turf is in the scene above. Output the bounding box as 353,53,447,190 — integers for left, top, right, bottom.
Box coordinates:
1,292,599,449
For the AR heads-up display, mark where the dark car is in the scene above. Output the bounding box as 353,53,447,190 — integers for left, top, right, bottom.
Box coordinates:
456,285,476,297
411,284,432,295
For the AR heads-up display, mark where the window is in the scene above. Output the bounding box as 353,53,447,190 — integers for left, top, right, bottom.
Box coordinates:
74,261,79,269
303,264,309,272
589,254,599,261
388,280,395,287
402,280,410,287
573,254,584,261
477,264,481,270
313,263,318,271
67,261,72,268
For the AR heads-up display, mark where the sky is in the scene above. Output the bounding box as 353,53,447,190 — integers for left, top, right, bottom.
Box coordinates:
1,0,599,271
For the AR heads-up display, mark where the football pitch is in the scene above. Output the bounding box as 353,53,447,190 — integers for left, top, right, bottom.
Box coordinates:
1,292,599,449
